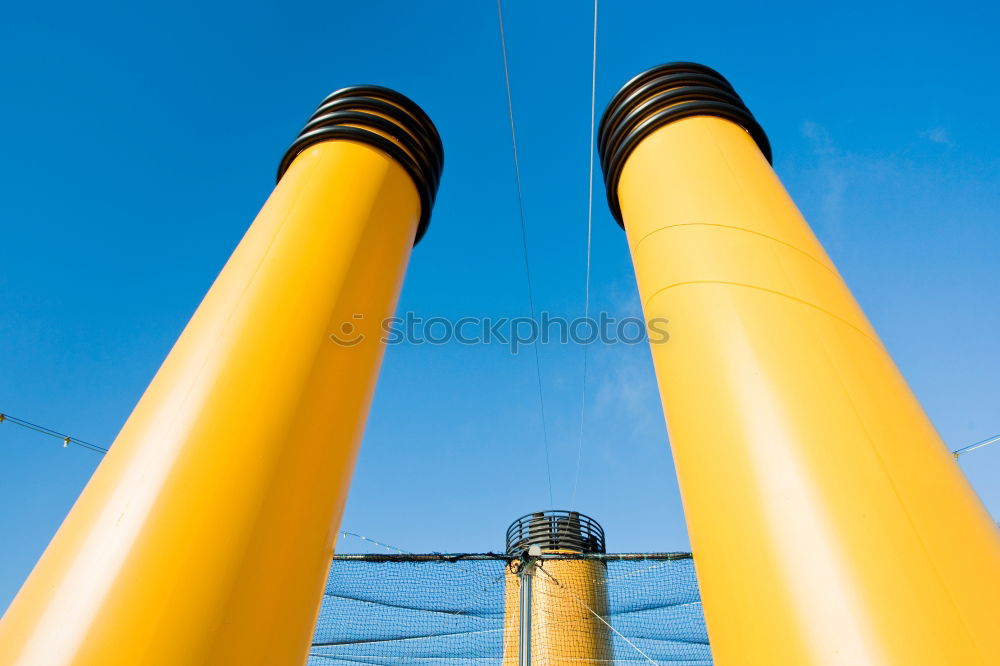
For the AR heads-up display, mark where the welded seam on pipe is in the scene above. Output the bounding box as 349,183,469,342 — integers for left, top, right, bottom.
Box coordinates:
641,280,879,345
629,222,836,275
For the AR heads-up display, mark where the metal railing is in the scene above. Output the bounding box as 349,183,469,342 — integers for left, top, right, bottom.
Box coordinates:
505,510,606,555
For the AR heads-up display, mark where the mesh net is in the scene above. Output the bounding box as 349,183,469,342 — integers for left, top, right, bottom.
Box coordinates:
309,553,710,665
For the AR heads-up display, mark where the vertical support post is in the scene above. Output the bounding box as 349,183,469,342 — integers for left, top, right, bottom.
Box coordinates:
518,559,534,666
598,62,1000,664
0,87,443,665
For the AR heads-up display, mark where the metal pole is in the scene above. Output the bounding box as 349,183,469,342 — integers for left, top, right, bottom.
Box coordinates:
518,559,533,666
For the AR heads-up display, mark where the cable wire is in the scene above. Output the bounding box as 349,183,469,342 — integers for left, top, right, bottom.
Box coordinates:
0,412,108,454
953,434,1000,459
338,531,412,554
496,0,553,507
571,0,599,507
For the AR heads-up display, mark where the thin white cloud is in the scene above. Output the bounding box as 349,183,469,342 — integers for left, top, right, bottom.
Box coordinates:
801,120,848,249
920,127,955,147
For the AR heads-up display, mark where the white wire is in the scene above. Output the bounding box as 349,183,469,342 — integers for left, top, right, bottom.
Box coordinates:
338,531,411,554
571,0,599,507
953,434,1000,458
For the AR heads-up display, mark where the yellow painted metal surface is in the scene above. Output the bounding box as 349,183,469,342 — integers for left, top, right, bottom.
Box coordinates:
503,556,611,665
0,139,421,665
617,114,1000,665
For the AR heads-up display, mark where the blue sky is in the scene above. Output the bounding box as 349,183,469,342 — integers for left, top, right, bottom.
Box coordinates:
2,0,998,608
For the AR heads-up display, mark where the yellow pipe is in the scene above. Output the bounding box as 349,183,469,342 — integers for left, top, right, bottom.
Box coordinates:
0,86,443,665
502,512,611,665
598,63,1000,665
502,558,610,665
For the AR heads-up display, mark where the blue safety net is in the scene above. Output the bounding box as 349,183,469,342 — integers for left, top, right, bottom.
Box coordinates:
309,553,710,665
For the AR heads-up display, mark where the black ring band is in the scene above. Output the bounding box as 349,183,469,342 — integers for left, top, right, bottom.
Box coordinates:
277,86,444,245
600,86,749,174
597,72,740,149
598,63,771,227
309,97,443,173
297,110,441,187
